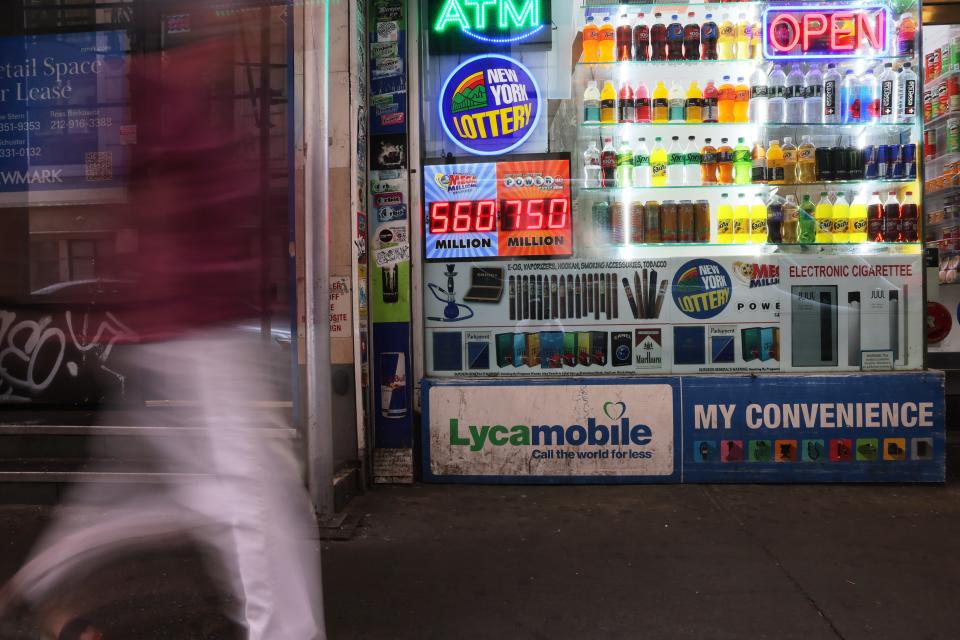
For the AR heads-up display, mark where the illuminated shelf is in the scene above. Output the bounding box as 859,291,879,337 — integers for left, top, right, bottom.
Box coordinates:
580,1,763,9
576,55,914,68
582,121,915,129
582,121,751,127
764,122,915,128
591,242,922,248
579,179,915,192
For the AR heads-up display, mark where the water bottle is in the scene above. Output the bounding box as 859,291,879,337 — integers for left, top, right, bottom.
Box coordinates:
841,70,860,123
878,63,897,124
748,64,768,124
804,64,823,124
898,62,918,123
822,63,842,123
861,69,879,123
584,141,602,189
767,64,787,123
785,63,805,123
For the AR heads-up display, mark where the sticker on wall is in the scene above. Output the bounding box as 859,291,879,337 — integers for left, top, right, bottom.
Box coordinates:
672,259,732,320
438,54,541,156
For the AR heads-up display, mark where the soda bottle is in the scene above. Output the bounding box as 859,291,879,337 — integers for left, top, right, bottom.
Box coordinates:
701,138,718,184
632,137,651,187
866,192,884,242
717,137,734,185
717,193,733,243
750,194,768,243
718,14,736,60
766,140,785,185
668,81,685,122
616,138,634,188
898,13,917,57
733,194,750,243
841,70,860,123
683,12,700,61
782,136,798,185
736,14,750,61
804,64,823,124
667,14,684,61
686,81,703,122
600,80,616,124
849,192,868,243
862,69,879,122
798,194,817,244
701,14,718,60
583,141,601,188
768,64,787,123
616,14,633,61
652,81,669,122
702,80,719,123
733,137,751,185
898,62,918,123
900,191,918,242
766,195,784,243
815,192,833,243
782,194,800,243
582,16,599,63
599,16,615,63
650,137,668,186
749,65,768,124
667,136,685,185
879,63,897,123
786,63,805,123
635,82,651,122
619,82,635,123
684,136,702,186
601,136,617,188
584,80,601,123
751,141,767,184
718,76,735,123
650,13,667,61
750,20,762,60
797,135,816,183
633,13,649,62
822,63,842,123
832,192,850,243
883,191,901,242
734,76,750,123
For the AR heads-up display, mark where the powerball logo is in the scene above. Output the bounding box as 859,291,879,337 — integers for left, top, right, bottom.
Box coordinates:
434,171,478,194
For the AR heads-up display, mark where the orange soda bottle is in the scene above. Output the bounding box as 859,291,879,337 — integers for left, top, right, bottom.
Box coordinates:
718,75,735,123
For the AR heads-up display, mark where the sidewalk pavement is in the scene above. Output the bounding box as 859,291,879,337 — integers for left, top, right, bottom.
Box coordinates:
2,482,960,639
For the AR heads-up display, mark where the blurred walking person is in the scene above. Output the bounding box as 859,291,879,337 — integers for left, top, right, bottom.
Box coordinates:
1,24,325,640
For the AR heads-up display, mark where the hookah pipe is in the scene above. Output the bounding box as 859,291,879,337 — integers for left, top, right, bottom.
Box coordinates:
427,264,475,322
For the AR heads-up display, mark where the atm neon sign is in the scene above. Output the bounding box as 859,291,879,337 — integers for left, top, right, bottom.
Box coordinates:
763,6,890,59
433,0,546,45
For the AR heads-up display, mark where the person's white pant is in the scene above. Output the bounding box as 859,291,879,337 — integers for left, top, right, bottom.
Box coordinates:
7,328,326,640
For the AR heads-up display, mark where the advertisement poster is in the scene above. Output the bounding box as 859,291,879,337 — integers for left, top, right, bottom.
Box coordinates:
423,373,945,483
424,379,680,480
0,31,128,198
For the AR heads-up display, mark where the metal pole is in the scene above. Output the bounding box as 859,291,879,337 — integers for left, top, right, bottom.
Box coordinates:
303,0,334,516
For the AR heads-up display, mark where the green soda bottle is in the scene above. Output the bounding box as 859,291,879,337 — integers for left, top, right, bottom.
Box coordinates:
733,137,751,185
798,194,817,244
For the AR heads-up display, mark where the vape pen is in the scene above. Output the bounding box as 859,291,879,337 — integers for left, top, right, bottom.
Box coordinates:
820,291,833,363
567,275,574,319
611,274,618,318
848,291,860,367
594,273,601,321
559,275,566,320
522,276,529,320
587,274,593,314
551,275,559,320
597,273,603,321
606,274,613,319
575,275,582,319
890,289,899,362
509,276,515,320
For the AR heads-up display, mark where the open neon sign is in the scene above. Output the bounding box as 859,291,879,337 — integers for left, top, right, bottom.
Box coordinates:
762,6,890,59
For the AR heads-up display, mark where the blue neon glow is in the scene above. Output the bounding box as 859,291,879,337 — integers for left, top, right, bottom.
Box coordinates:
437,54,542,157
761,5,891,61
462,24,546,45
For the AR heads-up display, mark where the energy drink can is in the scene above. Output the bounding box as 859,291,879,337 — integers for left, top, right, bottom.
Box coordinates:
902,142,917,179
885,144,901,179
863,145,878,179
380,351,407,418
876,144,889,179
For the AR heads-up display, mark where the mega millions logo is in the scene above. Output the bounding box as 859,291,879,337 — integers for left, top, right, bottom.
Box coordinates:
439,54,541,156
732,261,780,289
434,171,478,194
672,259,732,319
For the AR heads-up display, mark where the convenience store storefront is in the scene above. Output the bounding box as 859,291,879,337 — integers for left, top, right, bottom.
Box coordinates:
365,0,946,483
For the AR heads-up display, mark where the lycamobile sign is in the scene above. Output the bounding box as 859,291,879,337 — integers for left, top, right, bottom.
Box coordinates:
427,383,676,478
449,400,653,454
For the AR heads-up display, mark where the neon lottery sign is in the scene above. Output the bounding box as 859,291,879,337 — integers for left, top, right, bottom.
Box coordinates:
763,6,889,59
